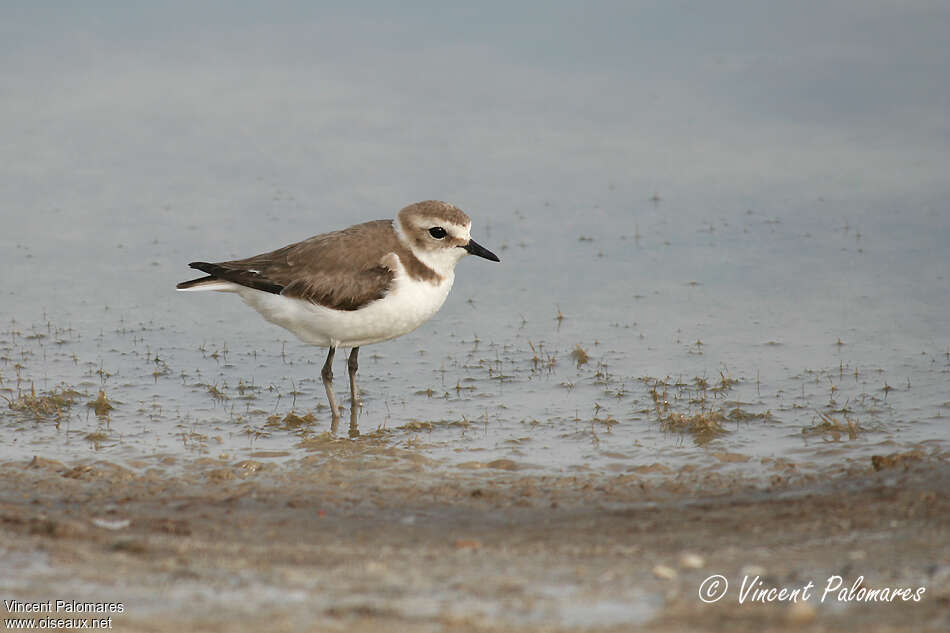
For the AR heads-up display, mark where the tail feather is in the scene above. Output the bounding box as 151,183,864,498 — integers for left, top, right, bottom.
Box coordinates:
176,276,235,291
176,261,284,294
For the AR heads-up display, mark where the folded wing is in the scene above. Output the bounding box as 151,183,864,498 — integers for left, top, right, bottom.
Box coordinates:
176,220,397,311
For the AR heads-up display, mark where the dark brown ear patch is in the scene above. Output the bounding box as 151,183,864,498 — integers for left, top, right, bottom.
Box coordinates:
407,231,428,251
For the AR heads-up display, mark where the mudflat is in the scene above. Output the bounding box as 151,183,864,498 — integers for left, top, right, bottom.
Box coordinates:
1,445,947,632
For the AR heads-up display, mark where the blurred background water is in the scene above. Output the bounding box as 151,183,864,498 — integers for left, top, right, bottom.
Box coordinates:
2,1,948,475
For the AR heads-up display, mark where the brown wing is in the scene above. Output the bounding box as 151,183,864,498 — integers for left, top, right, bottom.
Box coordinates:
186,220,398,311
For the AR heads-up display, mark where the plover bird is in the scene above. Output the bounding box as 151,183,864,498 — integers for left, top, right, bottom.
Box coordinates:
177,200,499,422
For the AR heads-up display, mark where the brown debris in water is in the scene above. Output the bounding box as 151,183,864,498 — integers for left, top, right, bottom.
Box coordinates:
87,390,114,417
400,420,434,432
26,456,67,472
266,411,316,430
712,451,751,463
644,374,767,447
570,344,589,367
871,449,925,471
803,412,860,441
659,410,728,445
4,384,79,421
727,407,772,422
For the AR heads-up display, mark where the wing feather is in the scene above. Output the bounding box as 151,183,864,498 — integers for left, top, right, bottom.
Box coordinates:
179,220,398,311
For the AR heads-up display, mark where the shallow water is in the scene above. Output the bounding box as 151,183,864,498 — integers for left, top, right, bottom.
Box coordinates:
2,3,949,481
3,197,947,480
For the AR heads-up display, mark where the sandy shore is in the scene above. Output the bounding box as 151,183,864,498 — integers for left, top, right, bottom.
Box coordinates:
1,443,948,632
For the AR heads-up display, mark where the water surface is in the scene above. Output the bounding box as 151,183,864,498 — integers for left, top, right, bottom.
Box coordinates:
2,2,948,480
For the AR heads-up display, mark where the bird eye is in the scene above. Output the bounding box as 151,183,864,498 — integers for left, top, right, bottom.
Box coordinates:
428,227,447,239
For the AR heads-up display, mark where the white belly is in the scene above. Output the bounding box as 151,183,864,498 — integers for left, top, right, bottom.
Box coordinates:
234,272,455,348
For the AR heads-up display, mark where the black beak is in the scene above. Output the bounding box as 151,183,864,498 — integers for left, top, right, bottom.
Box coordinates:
463,238,500,262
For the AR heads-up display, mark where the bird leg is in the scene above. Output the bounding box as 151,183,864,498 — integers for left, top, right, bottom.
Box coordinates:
347,347,360,407
321,346,340,421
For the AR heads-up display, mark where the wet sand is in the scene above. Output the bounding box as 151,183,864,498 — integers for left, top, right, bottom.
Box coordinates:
1,446,948,632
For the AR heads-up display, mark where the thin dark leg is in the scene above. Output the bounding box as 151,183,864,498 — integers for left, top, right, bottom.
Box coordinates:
347,347,361,437
348,402,360,438
347,347,360,407
321,346,340,420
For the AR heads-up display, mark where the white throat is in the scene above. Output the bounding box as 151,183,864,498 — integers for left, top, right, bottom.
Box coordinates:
413,243,466,278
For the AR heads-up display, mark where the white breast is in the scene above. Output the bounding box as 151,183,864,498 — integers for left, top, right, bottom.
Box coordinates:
234,265,455,349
